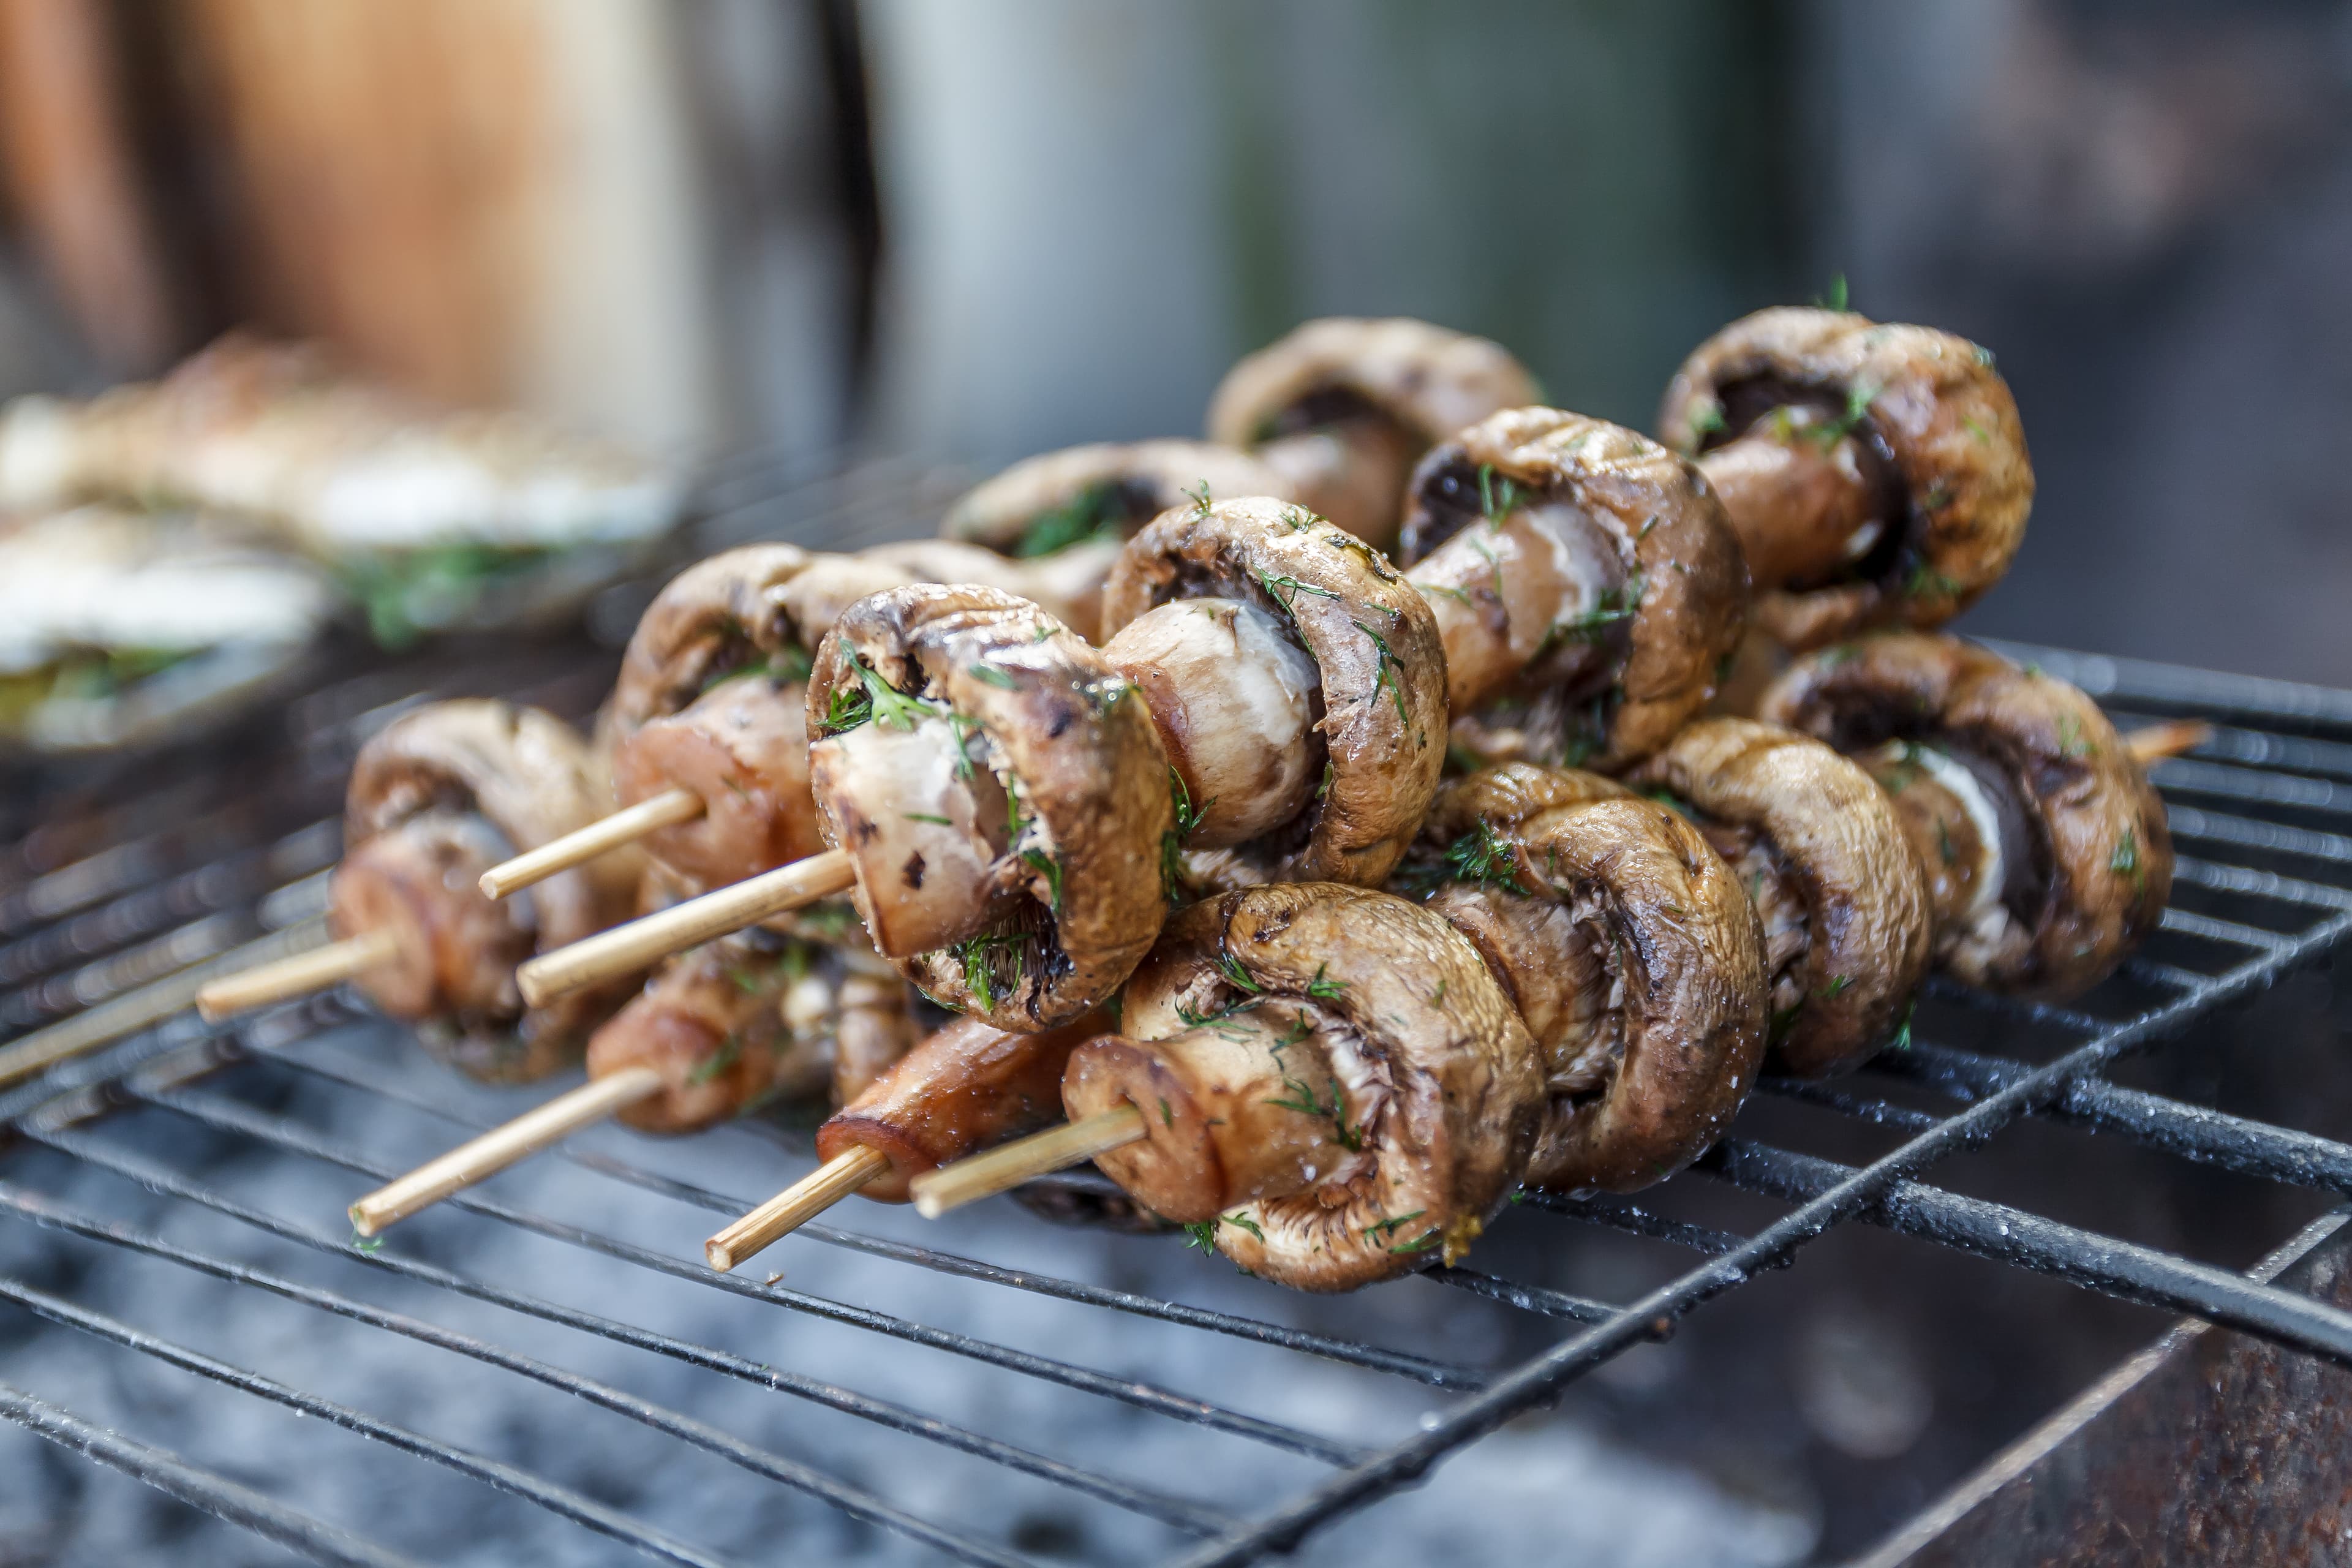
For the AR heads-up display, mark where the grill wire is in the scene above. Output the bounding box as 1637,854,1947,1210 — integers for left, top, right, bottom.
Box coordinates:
1,456,2350,1566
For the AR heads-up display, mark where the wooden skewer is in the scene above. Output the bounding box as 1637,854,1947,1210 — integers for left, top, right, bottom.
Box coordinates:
704,1146,892,1272
516,848,855,1008
347,1065,666,1235
479,787,703,900
2126,720,2212,766
908,1106,1147,1219
195,929,402,1022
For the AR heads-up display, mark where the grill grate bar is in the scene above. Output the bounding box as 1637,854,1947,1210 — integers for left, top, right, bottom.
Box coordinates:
1161,903,2352,1567
12,1126,1235,1536
1422,1265,1616,1323
0,1276,743,1568
1509,1190,1752,1257
2148,756,2352,818
0,1379,426,1568
255,1031,1492,1391
2157,907,2293,952
0,1182,1079,1563
1976,639,2352,732
2169,804,2352,868
127,1078,1373,1467
1875,1041,2352,1195
1701,1138,2352,1365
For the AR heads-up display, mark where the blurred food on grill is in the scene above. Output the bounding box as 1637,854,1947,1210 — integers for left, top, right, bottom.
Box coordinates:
0,502,336,753
0,333,685,646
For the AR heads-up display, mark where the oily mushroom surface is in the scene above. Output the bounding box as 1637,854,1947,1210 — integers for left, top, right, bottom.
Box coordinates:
815,1009,1110,1203
1100,495,1446,893
339,699,641,1082
807,583,1171,1030
1630,717,1932,1077
1207,318,1540,549
1760,633,2171,998
585,935,812,1135
1400,780,1769,1193
1657,306,2033,650
1398,407,1748,772
1066,883,1544,1291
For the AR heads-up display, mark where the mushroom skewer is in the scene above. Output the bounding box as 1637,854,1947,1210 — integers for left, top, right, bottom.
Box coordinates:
1208,318,1540,552
919,775,1771,1235
701,467,1746,1262
1655,307,2034,709
1760,634,2174,999
918,883,1550,1292
350,932,914,1235
192,699,644,1084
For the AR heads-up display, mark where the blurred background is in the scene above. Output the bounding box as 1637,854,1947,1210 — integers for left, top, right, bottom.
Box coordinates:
3,0,2349,681
2,2,2351,1564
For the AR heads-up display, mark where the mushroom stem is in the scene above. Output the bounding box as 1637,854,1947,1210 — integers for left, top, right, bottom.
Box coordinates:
1405,500,1626,712
1697,423,1880,588
1060,1006,1359,1225
1863,742,2004,941
1104,598,1324,848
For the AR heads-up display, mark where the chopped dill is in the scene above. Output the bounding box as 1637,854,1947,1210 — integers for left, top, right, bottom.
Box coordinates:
1422,580,1476,606
1888,999,1916,1053
1254,567,1341,609
1816,274,1849,311
1973,344,1996,368
1305,963,1347,1002
1769,1002,1804,1043
1020,847,1064,910
1280,505,1316,533
1387,1227,1442,1256
1013,482,1121,558
1904,562,1964,600
1265,1073,1362,1151
1353,618,1411,722
1186,480,1214,518
1159,1096,1174,1129
903,812,952,826
1476,464,1520,527
1689,402,1727,443
1169,766,1209,839
1213,953,1262,994
1363,1210,1426,1242
1442,818,1529,895
2059,714,2096,759
952,932,1027,1012
1176,998,1257,1041
2110,827,2142,886
350,1231,384,1255
1182,1217,1221,1253
826,655,943,735
1963,415,1993,447
1936,817,1956,864
1428,979,1446,1009
967,663,1020,690
1222,1210,1265,1242
1316,760,1335,801
688,1031,744,1085
1816,974,1853,1001
1270,1009,1315,1051
701,643,815,695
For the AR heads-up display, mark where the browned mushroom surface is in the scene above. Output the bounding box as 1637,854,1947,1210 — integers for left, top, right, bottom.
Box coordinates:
1760,634,2171,998
938,440,1295,639
1397,408,1749,772
1207,318,1540,551
1100,495,1446,895
1063,883,1544,1291
815,1010,1110,1202
807,584,1171,1030
1657,306,2033,651
336,699,643,1082
584,935,815,1134
1397,777,1768,1193
1629,717,1931,1076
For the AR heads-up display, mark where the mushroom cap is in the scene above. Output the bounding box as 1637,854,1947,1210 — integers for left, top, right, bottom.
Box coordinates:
940,440,1295,555
1630,717,1932,1076
1412,760,1631,851
1101,495,1447,889
1113,883,1545,1292
1207,317,1540,451
344,699,640,1080
598,543,914,747
1503,796,1770,1191
1657,306,2033,650
807,583,1172,1029
1760,634,2171,998
1398,407,1749,771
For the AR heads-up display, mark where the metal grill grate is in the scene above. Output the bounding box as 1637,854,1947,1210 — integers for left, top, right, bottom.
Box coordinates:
3,457,2351,1565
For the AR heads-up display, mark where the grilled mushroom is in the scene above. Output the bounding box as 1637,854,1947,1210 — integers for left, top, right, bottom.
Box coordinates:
581,934,916,1136
1398,772,1769,1192
938,440,1295,639
1760,634,2171,998
1629,718,1931,1076
337,699,643,1082
1061,883,1545,1291
1657,307,2032,651
1207,317,1540,551
814,1009,1111,1202
1100,494,1447,895
1396,408,1748,771
806,584,1171,1029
